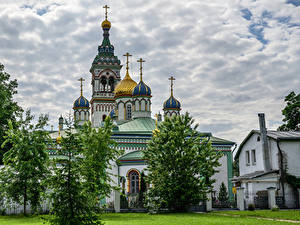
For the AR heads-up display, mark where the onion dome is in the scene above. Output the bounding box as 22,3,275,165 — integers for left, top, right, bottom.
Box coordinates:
133,81,151,96
109,109,115,118
73,78,90,109
133,58,151,97
163,76,181,110
114,52,137,98
163,95,181,109
101,19,111,30
73,96,90,109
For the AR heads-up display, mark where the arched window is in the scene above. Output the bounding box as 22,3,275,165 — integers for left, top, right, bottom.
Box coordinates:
126,105,132,120
102,114,107,121
100,76,107,92
145,101,148,111
108,77,114,92
129,171,139,194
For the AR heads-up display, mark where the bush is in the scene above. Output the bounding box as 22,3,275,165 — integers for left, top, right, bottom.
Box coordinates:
248,203,255,211
271,205,279,211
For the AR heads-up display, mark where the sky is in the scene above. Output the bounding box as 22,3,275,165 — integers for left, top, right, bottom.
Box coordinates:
1,0,300,147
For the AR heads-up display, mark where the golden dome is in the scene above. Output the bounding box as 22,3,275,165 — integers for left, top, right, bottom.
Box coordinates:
114,71,137,98
56,136,62,144
101,19,111,29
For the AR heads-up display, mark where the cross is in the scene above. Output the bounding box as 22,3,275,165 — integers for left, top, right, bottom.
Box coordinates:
137,58,145,81
169,76,175,96
103,5,110,20
78,77,85,96
123,52,132,73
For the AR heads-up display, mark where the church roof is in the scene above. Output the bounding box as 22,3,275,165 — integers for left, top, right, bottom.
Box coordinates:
117,117,156,133
119,150,143,161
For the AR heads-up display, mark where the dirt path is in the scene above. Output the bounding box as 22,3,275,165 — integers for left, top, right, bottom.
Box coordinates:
215,213,300,224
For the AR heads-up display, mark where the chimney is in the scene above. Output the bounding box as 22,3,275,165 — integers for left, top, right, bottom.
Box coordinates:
258,113,271,171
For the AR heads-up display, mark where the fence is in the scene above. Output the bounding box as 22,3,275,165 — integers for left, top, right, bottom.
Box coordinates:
0,199,51,215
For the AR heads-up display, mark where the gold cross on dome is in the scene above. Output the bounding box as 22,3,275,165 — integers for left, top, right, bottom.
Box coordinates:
78,77,85,96
123,52,132,72
169,76,175,96
103,5,110,20
137,58,145,81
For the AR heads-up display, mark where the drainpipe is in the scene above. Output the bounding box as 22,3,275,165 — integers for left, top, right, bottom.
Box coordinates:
276,140,285,206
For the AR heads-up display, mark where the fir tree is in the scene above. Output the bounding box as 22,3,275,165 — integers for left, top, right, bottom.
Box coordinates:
144,112,221,212
218,182,229,203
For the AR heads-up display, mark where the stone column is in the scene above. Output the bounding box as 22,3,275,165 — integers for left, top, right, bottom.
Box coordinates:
206,192,212,212
236,187,245,211
114,190,120,213
267,187,276,209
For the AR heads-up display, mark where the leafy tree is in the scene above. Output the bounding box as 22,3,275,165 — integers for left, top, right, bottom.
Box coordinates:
144,112,221,212
278,91,300,131
0,111,50,215
78,118,120,206
0,63,23,164
48,118,104,225
218,182,229,203
138,172,147,208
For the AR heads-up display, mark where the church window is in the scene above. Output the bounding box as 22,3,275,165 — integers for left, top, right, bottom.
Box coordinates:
145,102,148,111
129,171,139,194
126,105,132,120
139,102,141,111
109,77,114,92
102,114,107,121
257,136,260,142
100,76,107,92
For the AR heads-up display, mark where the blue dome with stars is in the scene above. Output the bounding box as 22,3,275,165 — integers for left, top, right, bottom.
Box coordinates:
163,95,181,110
73,96,89,109
132,81,151,96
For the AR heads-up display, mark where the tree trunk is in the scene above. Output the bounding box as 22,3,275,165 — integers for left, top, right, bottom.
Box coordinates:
23,183,27,215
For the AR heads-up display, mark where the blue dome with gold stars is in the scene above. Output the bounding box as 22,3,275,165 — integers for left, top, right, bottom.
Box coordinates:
163,95,181,109
73,96,89,109
132,81,151,96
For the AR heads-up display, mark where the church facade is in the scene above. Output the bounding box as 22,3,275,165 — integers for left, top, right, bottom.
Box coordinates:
50,6,236,205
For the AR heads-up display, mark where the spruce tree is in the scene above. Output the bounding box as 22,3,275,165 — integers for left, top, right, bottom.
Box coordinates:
218,182,229,203
144,112,221,212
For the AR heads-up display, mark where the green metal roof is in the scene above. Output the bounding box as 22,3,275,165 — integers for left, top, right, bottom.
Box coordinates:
117,117,156,132
119,150,144,160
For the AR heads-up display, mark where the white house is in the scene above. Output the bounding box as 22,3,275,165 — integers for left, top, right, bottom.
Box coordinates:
233,113,300,209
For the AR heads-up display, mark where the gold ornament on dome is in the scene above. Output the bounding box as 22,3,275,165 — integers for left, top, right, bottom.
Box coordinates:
101,5,111,29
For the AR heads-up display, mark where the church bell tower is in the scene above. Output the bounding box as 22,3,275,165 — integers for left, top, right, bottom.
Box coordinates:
90,5,122,127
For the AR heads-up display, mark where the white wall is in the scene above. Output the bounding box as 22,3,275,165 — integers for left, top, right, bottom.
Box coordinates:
212,154,228,196
239,133,264,176
280,141,300,177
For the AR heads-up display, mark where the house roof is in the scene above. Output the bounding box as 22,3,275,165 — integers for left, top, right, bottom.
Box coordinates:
234,130,300,160
232,170,279,181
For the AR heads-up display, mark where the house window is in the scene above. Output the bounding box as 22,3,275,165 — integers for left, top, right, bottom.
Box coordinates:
246,151,250,166
251,149,256,165
129,171,139,194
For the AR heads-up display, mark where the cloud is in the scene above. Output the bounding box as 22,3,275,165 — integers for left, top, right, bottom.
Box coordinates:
0,0,300,148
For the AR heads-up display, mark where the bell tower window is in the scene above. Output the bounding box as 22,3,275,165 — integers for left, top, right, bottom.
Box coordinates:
100,76,107,92
108,77,114,92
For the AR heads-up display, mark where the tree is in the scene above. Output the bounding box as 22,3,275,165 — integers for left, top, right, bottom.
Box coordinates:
78,118,120,206
278,91,300,131
218,182,229,203
48,118,104,225
0,111,50,215
0,63,23,164
143,112,221,212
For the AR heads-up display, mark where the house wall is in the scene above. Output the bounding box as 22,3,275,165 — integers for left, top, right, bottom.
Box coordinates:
280,141,300,177
239,133,264,176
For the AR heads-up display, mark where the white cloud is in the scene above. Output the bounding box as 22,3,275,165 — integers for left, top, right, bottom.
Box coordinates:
0,0,299,146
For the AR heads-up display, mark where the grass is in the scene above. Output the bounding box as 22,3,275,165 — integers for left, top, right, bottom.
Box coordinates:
213,210,300,221
0,212,297,225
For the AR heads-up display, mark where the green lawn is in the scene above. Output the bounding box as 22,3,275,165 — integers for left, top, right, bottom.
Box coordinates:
0,212,297,225
213,210,300,221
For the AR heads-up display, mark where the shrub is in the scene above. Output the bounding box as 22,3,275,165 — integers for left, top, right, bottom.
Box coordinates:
248,203,255,211
271,205,279,211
